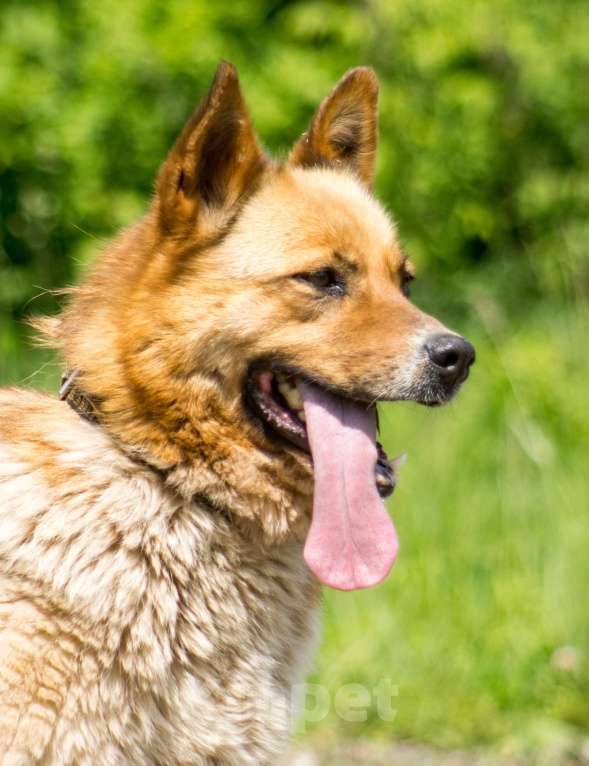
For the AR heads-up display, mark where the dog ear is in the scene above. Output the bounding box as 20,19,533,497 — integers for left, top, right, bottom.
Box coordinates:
156,61,266,235
289,67,379,189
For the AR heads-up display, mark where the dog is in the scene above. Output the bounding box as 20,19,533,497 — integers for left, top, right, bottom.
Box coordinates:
0,62,474,764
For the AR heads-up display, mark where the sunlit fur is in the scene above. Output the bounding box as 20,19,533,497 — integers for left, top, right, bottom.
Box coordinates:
0,63,455,763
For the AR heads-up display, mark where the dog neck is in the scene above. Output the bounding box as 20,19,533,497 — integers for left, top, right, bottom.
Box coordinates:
58,365,312,545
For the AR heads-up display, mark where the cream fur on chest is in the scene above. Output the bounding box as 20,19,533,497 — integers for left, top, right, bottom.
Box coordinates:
0,390,319,765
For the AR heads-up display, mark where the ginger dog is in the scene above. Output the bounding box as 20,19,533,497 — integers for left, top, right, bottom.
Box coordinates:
0,62,474,764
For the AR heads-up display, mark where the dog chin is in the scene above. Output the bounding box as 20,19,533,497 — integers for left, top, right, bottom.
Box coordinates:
413,378,466,407
378,369,467,408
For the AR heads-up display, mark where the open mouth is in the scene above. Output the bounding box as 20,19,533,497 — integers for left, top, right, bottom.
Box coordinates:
246,363,404,591
246,366,401,499
243,344,472,593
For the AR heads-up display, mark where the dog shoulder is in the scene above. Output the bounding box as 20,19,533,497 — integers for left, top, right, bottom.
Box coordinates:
0,387,165,626
0,386,132,505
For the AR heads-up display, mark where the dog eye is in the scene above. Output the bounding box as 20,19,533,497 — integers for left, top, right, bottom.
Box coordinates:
401,271,415,298
294,268,346,297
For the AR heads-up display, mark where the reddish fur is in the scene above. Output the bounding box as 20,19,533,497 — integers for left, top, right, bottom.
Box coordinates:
0,62,456,763
34,62,444,543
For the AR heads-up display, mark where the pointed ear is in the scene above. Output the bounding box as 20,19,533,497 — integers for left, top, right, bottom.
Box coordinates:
156,61,267,235
289,67,379,188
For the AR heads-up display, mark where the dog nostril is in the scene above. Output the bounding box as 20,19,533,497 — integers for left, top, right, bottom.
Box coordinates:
437,349,459,368
426,334,476,382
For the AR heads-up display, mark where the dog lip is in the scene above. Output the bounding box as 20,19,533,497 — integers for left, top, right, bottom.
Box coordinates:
245,366,310,453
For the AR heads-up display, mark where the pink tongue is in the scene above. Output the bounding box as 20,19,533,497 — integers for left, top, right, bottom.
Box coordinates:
300,382,399,591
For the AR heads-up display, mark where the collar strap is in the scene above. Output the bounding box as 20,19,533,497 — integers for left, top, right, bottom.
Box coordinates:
59,369,101,424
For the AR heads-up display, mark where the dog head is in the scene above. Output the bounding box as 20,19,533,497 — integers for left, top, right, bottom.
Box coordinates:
54,63,474,569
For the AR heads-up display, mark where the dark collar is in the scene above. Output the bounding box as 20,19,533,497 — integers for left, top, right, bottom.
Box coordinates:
59,369,101,424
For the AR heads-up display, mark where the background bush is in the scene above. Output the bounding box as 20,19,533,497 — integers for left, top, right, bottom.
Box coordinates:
1,0,587,760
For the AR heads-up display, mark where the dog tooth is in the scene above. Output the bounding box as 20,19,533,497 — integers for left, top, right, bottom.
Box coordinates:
278,382,296,403
298,410,306,423
279,384,303,411
290,392,303,409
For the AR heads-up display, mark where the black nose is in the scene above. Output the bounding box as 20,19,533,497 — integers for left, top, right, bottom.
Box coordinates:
425,333,475,386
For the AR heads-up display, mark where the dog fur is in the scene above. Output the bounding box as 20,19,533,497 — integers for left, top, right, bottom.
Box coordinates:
0,63,466,764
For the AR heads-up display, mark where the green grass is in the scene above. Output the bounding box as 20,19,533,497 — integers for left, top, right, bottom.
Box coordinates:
314,300,589,756
1,300,588,759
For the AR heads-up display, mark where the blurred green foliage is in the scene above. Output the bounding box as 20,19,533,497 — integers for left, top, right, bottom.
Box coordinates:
1,0,588,758
1,0,588,341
